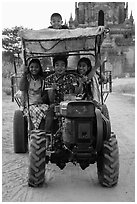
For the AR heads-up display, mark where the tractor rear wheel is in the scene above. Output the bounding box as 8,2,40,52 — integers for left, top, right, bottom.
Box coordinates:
13,110,28,153
28,130,46,187
97,132,119,187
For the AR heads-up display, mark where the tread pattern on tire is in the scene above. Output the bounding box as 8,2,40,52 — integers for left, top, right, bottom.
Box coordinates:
97,133,119,187
28,130,46,187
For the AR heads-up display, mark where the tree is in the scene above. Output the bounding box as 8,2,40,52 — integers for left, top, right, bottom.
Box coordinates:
2,26,23,65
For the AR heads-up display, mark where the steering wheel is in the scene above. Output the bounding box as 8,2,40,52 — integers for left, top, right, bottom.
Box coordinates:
56,71,83,94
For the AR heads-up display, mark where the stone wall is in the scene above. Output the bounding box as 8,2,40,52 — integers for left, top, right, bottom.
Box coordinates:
76,2,127,26
101,45,135,78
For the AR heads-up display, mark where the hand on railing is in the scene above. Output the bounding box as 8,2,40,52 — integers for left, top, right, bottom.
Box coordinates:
15,90,22,98
105,27,110,34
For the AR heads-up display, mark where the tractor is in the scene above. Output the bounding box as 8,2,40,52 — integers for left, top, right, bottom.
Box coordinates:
11,14,119,188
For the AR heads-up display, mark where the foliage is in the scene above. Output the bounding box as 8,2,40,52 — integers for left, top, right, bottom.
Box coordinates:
2,26,23,56
2,59,23,78
2,51,15,64
2,61,14,78
2,26,26,67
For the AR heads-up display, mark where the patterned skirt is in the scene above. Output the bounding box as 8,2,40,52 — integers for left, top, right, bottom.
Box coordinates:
25,104,49,129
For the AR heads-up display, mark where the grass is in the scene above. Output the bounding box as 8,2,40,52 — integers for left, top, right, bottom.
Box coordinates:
112,80,135,104
112,83,135,94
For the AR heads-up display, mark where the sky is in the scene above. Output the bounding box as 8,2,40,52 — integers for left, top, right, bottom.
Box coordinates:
1,0,75,29
1,0,136,30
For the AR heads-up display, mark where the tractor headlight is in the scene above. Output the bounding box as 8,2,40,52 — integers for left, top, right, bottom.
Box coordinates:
60,101,95,117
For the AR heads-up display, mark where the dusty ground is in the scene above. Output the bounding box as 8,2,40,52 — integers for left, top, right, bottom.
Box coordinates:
2,78,135,202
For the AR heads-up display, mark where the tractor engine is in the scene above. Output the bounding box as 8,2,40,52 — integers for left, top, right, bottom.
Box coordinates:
54,101,98,169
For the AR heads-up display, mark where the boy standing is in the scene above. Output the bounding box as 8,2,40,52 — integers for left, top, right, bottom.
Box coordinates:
48,13,68,29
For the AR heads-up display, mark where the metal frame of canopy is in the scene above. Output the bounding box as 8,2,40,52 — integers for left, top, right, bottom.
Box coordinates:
20,27,109,104
11,26,111,105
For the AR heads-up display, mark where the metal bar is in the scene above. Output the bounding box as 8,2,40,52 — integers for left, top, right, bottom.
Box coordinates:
22,39,27,66
25,50,96,56
109,71,112,92
26,52,96,64
11,76,14,102
15,97,21,107
100,69,104,105
10,74,21,103
104,93,109,102
13,59,17,75
32,51,95,55
21,40,31,122
97,41,103,105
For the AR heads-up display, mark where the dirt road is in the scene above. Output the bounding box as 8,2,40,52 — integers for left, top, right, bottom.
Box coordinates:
2,91,135,202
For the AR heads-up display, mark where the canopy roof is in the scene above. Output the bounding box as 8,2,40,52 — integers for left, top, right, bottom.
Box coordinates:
19,26,105,59
19,26,105,41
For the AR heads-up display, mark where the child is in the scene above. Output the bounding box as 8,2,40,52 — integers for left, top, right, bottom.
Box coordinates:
44,55,82,131
19,58,49,130
45,55,76,103
48,13,69,68
77,57,103,102
48,13,68,29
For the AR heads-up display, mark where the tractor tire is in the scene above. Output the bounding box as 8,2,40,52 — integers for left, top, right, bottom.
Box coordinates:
13,110,28,153
101,104,110,120
28,130,46,187
97,132,119,187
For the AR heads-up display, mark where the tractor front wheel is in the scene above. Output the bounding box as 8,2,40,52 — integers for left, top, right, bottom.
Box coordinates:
28,130,46,187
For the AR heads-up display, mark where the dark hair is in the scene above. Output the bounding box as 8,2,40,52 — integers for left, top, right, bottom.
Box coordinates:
28,58,43,76
50,13,62,20
53,55,68,67
77,57,92,75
